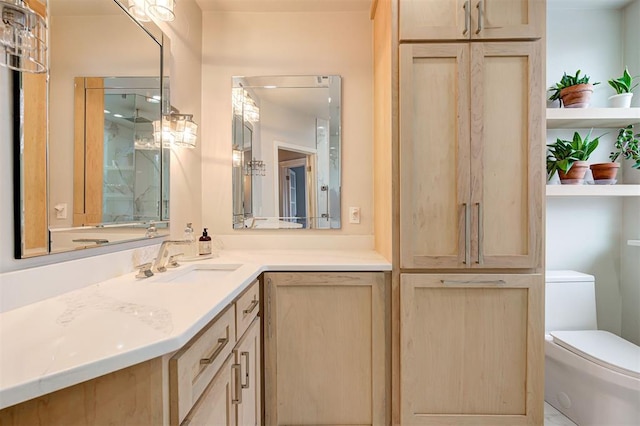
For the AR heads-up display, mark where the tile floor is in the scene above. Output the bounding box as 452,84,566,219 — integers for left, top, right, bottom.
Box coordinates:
545,402,577,426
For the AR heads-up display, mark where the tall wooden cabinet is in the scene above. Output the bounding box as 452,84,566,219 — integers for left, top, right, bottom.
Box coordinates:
399,42,543,269
374,0,546,424
263,272,388,426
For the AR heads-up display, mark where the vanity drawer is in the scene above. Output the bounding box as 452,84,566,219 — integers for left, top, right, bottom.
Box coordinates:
235,279,260,340
169,306,235,426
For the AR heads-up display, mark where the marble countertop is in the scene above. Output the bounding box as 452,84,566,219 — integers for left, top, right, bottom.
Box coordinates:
0,249,390,409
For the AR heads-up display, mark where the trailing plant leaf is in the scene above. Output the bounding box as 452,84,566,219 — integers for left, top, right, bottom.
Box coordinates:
611,125,640,169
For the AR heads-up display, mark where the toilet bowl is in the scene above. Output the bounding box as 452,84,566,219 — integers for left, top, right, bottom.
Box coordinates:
545,271,640,426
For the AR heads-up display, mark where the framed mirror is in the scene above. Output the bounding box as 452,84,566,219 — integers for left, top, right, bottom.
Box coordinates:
232,75,341,230
13,0,171,258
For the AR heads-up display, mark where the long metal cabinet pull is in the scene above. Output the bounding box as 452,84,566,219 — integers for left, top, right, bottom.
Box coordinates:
199,337,228,365
476,202,483,264
241,351,250,389
231,363,242,405
463,203,470,265
463,1,470,35
476,1,484,34
243,298,259,315
441,279,506,286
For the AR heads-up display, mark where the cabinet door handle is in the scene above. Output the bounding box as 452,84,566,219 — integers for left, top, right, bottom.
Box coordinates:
231,363,242,405
476,0,484,34
463,1,470,35
241,351,250,389
243,298,259,315
476,202,483,265
441,279,506,286
199,337,228,365
463,203,470,265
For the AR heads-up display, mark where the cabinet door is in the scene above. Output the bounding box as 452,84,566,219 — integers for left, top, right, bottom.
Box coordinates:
399,0,545,41
264,272,387,426
182,354,237,426
400,273,543,425
469,42,543,269
400,0,469,41
400,44,471,269
235,318,261,426
471,0,545,40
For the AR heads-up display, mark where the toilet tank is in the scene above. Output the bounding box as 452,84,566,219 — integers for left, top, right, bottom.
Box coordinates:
546,270,597,333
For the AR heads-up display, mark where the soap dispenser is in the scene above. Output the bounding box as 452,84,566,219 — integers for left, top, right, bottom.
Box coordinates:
183,223,196,257
199,228,212,256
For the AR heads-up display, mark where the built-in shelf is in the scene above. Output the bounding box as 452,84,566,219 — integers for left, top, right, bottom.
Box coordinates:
546,184,640,197
546,108,640,129
628,240,640,247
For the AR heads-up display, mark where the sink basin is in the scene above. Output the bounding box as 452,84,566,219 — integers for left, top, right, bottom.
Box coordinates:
155,264,242,284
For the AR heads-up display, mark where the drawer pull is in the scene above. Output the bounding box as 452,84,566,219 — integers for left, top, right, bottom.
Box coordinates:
241,351,250,389
441,279,506,286
243,298,259,315
231,363,242,405
199,337,228,365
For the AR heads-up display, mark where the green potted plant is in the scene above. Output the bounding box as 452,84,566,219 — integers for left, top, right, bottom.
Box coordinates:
547,129,601,184
548,70,600,108
590,125,640,182
608,67,638,108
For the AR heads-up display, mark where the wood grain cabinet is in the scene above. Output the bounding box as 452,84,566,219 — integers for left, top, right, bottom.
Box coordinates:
170,280,261,426
263,272,388,426
399,41,543,270
399,0,545,41
400,273,544,425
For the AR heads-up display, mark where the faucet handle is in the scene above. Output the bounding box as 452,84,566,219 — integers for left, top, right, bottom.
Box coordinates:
167,253,183,268
135,262,154,279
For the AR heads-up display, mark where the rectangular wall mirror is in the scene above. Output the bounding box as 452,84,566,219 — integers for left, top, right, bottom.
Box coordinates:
232,75,341,230
13,0,171,258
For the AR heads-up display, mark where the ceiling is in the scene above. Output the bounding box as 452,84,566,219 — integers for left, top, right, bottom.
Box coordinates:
195,0,371,12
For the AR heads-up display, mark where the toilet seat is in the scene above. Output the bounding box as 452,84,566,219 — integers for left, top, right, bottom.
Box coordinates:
550,330,640,379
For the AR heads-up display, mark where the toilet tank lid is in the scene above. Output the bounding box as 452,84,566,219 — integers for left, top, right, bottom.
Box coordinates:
546,270,594,283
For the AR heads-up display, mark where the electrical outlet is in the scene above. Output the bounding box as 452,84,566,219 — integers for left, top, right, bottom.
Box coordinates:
349,207,361,224
54,203,67,219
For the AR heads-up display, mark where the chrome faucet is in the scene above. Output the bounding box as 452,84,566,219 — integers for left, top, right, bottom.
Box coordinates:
152,240,192,273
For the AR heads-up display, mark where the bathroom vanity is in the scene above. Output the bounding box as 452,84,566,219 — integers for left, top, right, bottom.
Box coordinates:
0,250,391,425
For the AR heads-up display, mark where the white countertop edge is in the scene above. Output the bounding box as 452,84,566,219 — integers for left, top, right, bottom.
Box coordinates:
0,250,390,409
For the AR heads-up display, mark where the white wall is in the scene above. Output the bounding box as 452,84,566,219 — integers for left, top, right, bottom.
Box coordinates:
546,3,640,337
201,10,373,247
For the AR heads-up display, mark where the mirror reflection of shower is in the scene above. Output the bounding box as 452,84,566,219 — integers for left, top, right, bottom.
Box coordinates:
102,92,165,223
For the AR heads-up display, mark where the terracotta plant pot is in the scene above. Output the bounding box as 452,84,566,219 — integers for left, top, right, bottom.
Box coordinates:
558,160,589,184
590,162,620,182
560,84,594,108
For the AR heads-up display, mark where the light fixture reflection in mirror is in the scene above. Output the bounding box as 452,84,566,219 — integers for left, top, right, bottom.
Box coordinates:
231,75,341,230
127,0,174,22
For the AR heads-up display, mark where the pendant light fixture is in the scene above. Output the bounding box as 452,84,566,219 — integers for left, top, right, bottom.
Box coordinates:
146,0,175,22
171,113,197,148
128,0,175,23
0,0,48,73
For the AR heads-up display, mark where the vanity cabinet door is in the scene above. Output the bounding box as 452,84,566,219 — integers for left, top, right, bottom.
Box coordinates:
399,0,544,41
264,272,388,426
181,354,237,426
400,273,543,425
235,318,261,426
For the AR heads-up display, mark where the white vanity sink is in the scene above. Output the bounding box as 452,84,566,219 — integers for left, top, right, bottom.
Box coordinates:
155,264,242,284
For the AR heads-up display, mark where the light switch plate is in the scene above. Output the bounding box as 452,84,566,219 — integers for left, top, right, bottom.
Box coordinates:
349,207,361,224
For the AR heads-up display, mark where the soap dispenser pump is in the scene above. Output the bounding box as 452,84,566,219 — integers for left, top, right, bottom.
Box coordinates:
199,228,212,256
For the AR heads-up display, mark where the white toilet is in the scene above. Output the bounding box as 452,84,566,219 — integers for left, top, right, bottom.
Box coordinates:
545,270,640,426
